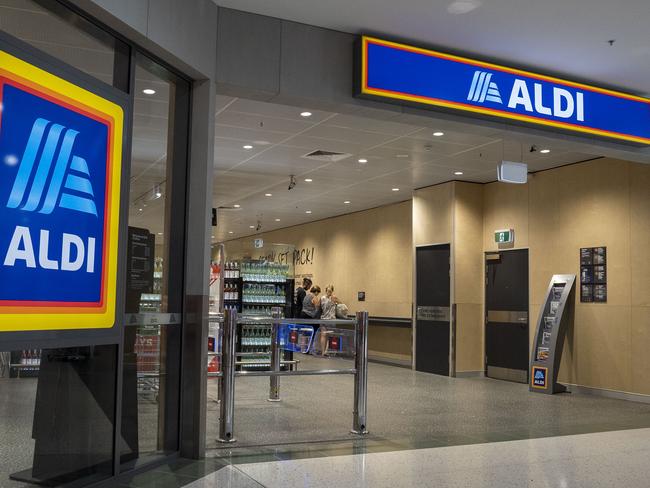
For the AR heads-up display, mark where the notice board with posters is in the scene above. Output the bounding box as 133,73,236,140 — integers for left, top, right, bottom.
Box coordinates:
580,247,607,303
529,274,576,395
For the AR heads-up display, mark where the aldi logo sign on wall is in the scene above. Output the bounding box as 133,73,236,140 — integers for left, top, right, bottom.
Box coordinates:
358,36,650,144
531,366,548,389
0,48,123,331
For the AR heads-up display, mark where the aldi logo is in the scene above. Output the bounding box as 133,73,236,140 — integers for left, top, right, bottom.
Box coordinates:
532,366,548,389
467,71,503,104
0,48,123,332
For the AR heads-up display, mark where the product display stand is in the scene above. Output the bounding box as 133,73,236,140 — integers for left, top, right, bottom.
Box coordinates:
529,274,576,394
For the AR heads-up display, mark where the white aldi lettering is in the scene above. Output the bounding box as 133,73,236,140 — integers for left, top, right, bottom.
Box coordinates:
3,226,96,273
507,79,585,121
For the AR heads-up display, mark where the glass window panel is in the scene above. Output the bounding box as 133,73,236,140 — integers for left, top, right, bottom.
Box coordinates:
121,53,189,466
0,0,128,89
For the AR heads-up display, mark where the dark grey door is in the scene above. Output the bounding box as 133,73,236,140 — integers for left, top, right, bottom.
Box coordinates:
485,249,529,383
415,245,450,375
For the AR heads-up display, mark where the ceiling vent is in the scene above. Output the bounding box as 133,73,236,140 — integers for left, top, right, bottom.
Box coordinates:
302,150,351,162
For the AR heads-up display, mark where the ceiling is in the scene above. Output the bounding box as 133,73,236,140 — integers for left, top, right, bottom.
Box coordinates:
215,0,650,96
212,96,597,241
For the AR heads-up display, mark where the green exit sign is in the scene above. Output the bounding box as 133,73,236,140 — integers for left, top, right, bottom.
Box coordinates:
495,229,514,244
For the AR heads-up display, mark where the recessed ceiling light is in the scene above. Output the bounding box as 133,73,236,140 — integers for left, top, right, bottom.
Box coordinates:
157,232,163,235
211,235,215,239
243,144,253,150
540,149,551,154
433,131,444,137
142,88,156,95
275,218,281,222
447,0,482,15
396,154,409,158
305,210,312,214
304,178,313,182
344,200,351,204
265,193,272,197
228,231,233,234
454,171,464,175
249,225,255,229
392,188,400,192
233,204,241,208
358,158,368,164
138,208,143,212
300,111,312,117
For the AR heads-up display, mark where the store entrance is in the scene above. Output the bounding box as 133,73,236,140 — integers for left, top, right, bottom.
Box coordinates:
485,249,529,383
415,244,451,376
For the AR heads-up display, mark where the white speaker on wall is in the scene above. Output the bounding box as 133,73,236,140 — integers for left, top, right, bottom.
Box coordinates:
497,161,528,184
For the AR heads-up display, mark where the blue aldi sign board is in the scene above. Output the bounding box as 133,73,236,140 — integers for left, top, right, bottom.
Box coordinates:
531,366,548,389
0,48,123,332
358,36,650,145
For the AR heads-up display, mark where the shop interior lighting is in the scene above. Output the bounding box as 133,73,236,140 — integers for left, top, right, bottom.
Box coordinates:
265,193,272,197
304,178,313,182
358,158,368,163
392,188,400,191
228,231,233,234
305,210,312,214
243,144,253,150
344,200,351,204
142,88,156,95
433,131,444,136
540,149,551,154
233,204,241,208
454,171,464,175
396,154,409,158
249,225,255,229
275,218,281,221
300,111,312,117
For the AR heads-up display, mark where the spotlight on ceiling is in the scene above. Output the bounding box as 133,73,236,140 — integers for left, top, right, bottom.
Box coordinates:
142,88,156,95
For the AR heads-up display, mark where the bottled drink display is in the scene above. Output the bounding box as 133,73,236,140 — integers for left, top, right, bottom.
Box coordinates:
239,324,272,368
242,283,286,304
241,261,288,282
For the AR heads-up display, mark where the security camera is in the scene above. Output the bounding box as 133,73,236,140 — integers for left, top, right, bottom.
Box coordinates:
529,144,538,153
288,174,297,190
256,221,262,232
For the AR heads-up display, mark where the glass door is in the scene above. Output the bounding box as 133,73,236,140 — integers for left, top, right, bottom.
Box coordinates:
120,53,190,466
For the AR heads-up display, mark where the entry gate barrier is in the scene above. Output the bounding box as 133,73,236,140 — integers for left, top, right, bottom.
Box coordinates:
209,308,369,443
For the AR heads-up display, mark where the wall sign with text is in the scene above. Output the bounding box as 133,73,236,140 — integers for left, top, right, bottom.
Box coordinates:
0,47,124,331
579,247,607,303
357,36,650,144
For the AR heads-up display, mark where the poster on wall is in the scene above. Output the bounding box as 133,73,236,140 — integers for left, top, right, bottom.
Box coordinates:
579,247,607,303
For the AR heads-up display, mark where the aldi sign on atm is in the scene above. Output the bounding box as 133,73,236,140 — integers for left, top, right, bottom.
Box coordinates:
0,48,123,332
358,36,650,144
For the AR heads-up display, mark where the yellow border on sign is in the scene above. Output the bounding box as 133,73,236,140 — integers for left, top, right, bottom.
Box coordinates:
0,49,123,332
360,36,650,145
531,366,549,390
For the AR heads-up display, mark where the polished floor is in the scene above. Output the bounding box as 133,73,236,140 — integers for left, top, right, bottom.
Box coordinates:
4,356,650,487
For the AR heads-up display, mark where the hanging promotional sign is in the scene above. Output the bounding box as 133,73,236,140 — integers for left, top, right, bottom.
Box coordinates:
357,36,650,144
0,48,123,331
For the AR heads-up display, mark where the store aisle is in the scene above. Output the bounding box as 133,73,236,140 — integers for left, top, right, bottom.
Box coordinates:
184,428,650,488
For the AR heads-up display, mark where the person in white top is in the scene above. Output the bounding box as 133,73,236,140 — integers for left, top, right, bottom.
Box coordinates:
319,285,339,320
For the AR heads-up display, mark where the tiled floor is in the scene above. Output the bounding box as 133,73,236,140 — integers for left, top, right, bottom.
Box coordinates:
122,428,650,487
5,356,650,487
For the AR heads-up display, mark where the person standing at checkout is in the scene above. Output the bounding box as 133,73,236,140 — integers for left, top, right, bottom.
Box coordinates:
294,277,312,318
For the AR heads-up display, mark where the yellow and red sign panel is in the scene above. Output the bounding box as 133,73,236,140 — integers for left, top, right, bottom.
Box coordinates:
0,49,123,331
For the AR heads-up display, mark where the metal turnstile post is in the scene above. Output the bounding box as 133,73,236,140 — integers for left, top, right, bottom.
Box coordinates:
217,309,237,442
268,307,282,402
351,311,369,434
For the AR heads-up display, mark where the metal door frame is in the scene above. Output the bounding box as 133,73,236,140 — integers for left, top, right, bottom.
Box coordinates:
483,247,530,378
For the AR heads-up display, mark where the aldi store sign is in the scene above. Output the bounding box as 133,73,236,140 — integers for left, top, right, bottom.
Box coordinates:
0,48,123,332
358,36,650,144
